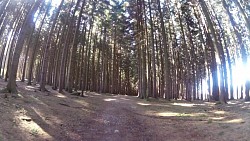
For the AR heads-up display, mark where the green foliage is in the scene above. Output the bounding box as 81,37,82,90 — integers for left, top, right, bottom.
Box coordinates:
207,119,213,124
215,101,222,105
177,113,191,117
30,128,39,136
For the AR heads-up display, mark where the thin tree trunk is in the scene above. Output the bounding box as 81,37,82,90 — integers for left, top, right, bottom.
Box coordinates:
67,0,85,93
5,0,43,93
21,1,46,82
157,0,171,100
40,0,64,92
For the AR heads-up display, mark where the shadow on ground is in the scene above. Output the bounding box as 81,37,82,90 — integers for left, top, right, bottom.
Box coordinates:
0,80,250,141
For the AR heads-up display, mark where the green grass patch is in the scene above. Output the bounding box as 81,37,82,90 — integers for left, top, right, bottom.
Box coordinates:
30,128,39,136
215,101,222,105
207,119,213,124
177,113,191,117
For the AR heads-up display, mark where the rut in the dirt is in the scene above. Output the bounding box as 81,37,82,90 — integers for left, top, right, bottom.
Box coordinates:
89,97,156,141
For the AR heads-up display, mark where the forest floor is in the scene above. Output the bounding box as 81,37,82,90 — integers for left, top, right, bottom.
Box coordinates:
0,80,250,141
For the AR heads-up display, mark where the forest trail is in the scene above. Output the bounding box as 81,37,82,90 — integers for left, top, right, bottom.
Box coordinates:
86,94,157,141
0,80,250,141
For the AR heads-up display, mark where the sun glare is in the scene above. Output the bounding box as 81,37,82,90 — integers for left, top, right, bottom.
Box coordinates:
104,98,117,102
230,57,250,97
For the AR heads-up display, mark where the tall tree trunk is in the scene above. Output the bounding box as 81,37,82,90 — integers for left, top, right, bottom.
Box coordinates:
67,0,85,93
199,0,227,102
40,0,64,92
148,0,157,98
27,5,48,85
21,1,46,82
157,0,171,100
222,0,249,101
5,0,43,93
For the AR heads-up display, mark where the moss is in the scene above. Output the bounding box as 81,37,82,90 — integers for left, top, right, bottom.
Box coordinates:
30,128,39,136
215,101,222,105
178,113,191,117
207,119,213,124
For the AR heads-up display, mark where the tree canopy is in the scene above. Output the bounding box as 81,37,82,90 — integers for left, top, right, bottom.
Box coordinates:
0,0,250,103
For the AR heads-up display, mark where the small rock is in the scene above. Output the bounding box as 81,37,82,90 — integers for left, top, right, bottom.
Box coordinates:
114,130,119,133
104,120,109,124
15,104,20,109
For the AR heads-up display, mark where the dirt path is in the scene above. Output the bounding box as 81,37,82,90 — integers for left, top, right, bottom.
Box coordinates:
0,80,250,141
84,95,155,141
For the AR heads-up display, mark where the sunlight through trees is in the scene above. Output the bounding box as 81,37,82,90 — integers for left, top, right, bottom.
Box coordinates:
0,0,250,103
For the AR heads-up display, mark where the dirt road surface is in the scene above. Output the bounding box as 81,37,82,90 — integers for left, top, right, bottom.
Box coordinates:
0,80,250,141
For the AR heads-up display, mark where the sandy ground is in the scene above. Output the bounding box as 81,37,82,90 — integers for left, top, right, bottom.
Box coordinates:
0,80,250,141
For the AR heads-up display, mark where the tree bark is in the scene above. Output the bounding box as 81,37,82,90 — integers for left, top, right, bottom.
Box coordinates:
5,0,43,93
67,0,85,93
157,0,171,100
40,0,64,92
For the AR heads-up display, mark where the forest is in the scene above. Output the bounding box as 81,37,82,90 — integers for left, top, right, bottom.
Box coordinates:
0,0,250,140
